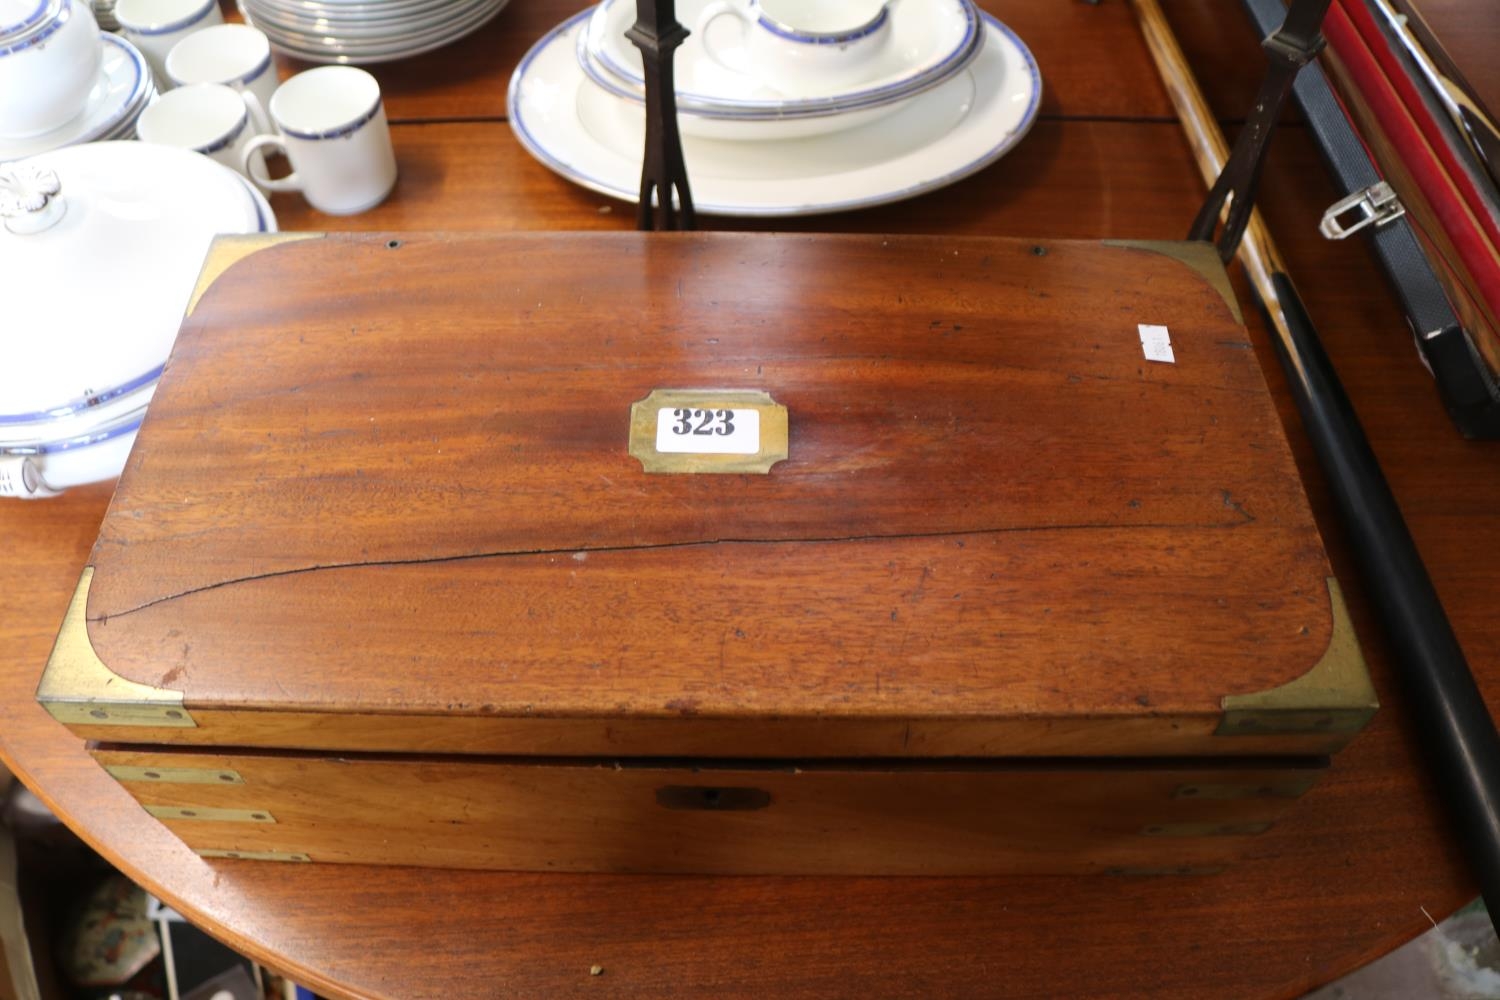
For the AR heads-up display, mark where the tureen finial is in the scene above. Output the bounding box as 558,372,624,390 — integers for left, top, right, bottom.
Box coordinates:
0,164,65,234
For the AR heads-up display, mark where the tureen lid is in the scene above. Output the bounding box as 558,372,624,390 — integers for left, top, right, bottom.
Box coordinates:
0,0,61,44
0,141,263,430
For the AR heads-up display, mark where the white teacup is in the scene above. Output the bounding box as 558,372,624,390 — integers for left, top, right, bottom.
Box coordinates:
114,0,222,84
695,0,896,96
137,82,263,179
242,67,397,216
0,0,101,139
165,23,277,122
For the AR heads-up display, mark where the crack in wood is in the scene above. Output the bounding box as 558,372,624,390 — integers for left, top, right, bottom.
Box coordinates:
92,519,1253,622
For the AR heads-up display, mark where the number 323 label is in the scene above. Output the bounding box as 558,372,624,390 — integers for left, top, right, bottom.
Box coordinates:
655,406,760,454
628,389,788,474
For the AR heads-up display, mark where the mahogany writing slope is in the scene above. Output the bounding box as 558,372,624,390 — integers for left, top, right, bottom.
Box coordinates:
38,232,1376,875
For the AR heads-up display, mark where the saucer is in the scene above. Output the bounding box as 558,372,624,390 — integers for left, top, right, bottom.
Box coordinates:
575,18,980,138
509,10,1040,216
585,0,979,114
0,35,149,161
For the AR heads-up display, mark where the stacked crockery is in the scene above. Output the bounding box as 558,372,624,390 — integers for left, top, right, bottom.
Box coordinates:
509,0,1042,215
238,0,511,64
0,0,154,161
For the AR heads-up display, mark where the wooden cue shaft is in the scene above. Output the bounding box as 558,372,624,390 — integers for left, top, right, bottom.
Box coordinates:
1131,0,1500,926
1128,0,1291,312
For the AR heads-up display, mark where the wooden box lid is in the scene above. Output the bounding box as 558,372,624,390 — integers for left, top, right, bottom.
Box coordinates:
39,233,1375,759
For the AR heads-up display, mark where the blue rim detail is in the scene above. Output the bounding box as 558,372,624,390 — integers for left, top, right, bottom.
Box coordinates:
588,0,976,113
0,366,160,426
0,0,69,58
77,34,150,142
187,100,248,154
756,7,886,45
0,155,272,443
0,0,50,38
0,405,146,455
278,97,380,140
576,12,980,123
511,10,1042,218
245,176,270,231
121,0,215,36
173,41,271,86
235,49,271,85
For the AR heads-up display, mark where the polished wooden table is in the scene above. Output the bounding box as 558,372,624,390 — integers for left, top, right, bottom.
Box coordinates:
4,2,1499,997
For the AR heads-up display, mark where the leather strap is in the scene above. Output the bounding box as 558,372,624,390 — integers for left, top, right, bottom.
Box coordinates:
1241,0,1500,437
1190,0,1331,261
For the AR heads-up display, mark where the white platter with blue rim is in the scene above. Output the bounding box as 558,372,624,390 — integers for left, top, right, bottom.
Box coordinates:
574,17,983,140
583,0,980,115
0,34,150,162
509,9,1041,217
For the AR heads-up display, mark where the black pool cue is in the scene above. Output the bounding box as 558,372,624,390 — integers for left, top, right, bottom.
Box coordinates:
1132,0,1500,929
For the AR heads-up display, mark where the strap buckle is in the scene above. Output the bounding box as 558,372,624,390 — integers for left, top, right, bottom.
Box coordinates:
1319,181,1406,239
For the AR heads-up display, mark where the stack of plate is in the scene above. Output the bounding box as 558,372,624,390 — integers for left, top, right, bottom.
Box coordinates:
509,0,1041,216
239,0,511,64
0,35,153,162
89,0,118,30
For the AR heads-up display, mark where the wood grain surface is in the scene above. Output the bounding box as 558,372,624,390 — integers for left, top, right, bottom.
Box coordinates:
73,234,1345,758
90,747,1326,875
2,0,1498,998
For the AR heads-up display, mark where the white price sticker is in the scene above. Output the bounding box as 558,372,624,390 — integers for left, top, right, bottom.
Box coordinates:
1138,323,1176,364
655,406,760,454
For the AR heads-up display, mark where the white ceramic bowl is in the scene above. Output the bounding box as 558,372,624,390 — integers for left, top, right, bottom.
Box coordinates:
0,142,273,497
0,0,102,139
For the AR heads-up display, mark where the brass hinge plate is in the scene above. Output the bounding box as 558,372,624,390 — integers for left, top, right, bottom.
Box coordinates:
1140,822,1273,837
36,568,197,728
197,849,310,863
107,766,244,785
1218,578,1378,738
147,806,275,823
1172,777,1318,799
46,702,196,727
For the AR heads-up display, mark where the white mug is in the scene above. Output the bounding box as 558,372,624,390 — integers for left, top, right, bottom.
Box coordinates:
695,0,895,96
242,67,397,216
114,0,223,84
136,82,264,179
165,23,278,124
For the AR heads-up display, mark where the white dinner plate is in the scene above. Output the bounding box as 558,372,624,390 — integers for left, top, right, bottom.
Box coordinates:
246,0,483,31
247,0,493,39
585,0,979,114
246,0,505,61
0,35,149,162
249,0,469,22
509,9,1040,217
247,0,495,41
